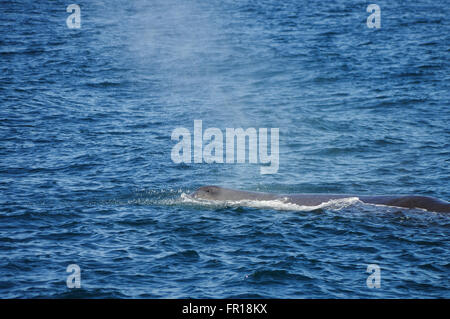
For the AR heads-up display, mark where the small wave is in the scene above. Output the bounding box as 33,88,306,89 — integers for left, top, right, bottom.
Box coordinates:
180,193,361,211
248,269,312,282
159,250,200,262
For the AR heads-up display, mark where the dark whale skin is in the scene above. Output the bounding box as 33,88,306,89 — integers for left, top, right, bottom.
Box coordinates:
192,186,450,213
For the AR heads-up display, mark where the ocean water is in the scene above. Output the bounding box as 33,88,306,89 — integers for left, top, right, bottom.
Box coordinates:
0,0,449,298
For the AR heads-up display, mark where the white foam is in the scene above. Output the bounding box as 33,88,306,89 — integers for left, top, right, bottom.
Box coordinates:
180,193,362,211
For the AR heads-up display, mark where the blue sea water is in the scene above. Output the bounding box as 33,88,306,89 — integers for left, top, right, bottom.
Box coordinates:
0,0,449,298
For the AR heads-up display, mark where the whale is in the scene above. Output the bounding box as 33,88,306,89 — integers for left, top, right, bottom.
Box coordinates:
191,186,450,213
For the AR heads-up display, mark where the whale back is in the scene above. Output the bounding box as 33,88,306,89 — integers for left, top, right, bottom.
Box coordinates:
192,186,450,213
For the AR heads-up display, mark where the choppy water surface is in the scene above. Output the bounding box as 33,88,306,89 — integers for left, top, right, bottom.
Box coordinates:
0,0,449,298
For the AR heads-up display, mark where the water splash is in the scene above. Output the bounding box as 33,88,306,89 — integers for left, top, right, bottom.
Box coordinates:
179,192,362,211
